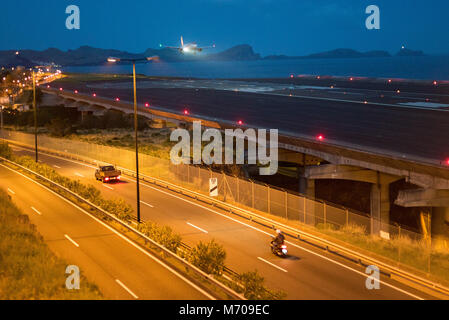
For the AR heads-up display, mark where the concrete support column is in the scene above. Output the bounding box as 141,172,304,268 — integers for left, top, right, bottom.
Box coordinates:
370,181,390,236
431,207,449,248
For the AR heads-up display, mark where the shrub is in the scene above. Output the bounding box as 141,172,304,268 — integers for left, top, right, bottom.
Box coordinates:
137,221,182,252
189,240,226,275
238,270,286,300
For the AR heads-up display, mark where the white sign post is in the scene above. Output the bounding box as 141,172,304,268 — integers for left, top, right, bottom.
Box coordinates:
209,178,218,197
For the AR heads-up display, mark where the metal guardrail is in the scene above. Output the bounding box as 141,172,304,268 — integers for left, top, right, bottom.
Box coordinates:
4,138,449,299
0,156,244,301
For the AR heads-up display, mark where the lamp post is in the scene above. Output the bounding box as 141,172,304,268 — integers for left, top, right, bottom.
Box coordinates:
30,65,47,162
107,56,159,223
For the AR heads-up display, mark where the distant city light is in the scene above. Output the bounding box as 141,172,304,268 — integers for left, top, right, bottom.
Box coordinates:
74,90,78,94
59,87,63,91
92,93,97,97
115,97,120,101
184,109,189,115
145,103,150,107
396,90,401,94
317,134,325,141
388,79,392,83
237,120,243,125
349,77,354,81
433,81,438,86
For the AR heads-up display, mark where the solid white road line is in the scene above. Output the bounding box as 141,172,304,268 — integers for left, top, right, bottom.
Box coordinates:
64,234,80,248
115,279,139,299
7,148,424,299
257,257,288,273
0,163,215,300
31,207,42,215
187,222,208,234
103,184,114,190
74,172,84,178
7,188,15,195
140,200,154,208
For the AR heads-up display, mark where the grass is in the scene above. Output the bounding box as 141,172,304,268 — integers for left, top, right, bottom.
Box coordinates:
0,188,102,300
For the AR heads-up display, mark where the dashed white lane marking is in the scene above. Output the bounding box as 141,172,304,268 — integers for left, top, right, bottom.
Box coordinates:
115,279,139,299
140,201,154,208
31,207,42,215
64,234,80,248
103,184,114,190
74,172,84,178
257,257,288,273
53,165,61,169
7,188,15,195
187,222,208,234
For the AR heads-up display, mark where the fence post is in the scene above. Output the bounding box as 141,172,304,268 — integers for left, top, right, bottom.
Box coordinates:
267,185,270,214
284,191,288,219
323,202,327,226
251,181,255,208
303,196,306,224
398,225,401,263
346,209,349,226
237,177,240,203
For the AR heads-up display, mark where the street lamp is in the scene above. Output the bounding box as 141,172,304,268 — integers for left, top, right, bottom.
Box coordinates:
31,65,47,163
106,56,159,223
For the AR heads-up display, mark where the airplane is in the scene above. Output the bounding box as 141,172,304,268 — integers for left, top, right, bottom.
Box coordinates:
161,36,215,54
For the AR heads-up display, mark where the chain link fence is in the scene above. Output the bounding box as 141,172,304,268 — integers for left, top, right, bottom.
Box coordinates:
2,130,449,285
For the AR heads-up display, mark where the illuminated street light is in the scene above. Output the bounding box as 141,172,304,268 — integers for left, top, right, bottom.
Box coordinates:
107,55,160,223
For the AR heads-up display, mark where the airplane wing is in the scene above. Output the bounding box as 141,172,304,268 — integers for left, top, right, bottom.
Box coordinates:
162,46,181,49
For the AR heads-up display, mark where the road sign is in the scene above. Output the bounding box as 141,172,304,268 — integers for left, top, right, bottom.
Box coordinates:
209,178,218,197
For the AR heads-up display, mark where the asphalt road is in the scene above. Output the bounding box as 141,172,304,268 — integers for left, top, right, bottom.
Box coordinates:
0,160,212,300
52,78,449,164
10,145,439,300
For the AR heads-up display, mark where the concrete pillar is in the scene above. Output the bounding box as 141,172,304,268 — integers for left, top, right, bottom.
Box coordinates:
431,207,449,248
370,182,390,236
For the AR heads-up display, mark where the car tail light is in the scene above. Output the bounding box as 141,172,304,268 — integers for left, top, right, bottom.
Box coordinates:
105,177,109,181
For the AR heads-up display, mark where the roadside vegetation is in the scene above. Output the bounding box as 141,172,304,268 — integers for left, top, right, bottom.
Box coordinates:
0,188,102,299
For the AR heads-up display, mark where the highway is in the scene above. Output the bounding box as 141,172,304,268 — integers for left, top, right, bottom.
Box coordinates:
9,145,439,300
0,158,213,300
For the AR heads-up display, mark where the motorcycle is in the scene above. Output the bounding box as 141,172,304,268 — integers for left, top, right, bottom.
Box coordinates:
271,239,288,257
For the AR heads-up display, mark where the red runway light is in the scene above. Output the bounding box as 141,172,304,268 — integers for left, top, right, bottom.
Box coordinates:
317,135,325,141
59,87,63,91
237,120,243,125
433,81,438,86
92,93,97,97
349,77,354,81
145,103,150,107
115,98,120,101
388,79,392,83
47,85,50,88
184,109,189,115
74,90,78,94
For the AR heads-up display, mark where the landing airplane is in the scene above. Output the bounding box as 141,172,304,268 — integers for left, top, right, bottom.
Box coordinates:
162,36,215,54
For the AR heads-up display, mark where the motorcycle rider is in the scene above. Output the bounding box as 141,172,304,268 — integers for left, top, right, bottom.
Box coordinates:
272,229,285,250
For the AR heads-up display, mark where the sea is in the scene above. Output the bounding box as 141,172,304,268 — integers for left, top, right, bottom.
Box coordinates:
64,55,449,81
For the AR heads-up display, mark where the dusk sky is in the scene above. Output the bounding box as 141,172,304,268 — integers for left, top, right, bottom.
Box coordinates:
1,0,448,56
